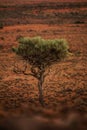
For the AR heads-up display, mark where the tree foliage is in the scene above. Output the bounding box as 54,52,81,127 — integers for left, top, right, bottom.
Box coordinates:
13,36,69,68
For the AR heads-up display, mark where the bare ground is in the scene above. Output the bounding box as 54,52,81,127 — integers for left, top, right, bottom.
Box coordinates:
0,0,87,129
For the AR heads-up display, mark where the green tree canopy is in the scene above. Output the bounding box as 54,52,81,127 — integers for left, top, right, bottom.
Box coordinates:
13,36,69,69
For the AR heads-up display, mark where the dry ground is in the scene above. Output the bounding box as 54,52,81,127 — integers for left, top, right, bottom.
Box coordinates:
0,0,87,129
0,23,87,129
0,23,87,114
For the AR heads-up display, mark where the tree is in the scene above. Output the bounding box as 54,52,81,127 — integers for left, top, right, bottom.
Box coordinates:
13,36,69,106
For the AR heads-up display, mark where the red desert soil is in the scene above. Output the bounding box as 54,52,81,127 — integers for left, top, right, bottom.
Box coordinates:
0,0,87,129
0,23,87,129
0,0,87,5
0,23,87,112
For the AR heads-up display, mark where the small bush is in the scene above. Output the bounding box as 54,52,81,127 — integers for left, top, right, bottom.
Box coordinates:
0,44,3,50
74,21,84,24
0,23,3,29
0,37,4,40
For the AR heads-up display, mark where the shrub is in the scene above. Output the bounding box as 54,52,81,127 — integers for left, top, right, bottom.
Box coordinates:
0,23,3,29
0,37,4,40
13,36,69,106
74,21,84,24
0,44,3,50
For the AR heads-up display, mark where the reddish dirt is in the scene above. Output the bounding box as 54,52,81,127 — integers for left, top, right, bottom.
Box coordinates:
0,0,87,5
0,0,87,129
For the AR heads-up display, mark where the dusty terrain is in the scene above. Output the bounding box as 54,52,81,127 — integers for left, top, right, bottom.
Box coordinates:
0,0,87,25
0,0,87,129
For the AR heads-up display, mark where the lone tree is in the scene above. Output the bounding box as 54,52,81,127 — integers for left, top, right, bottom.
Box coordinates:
13,36,69,106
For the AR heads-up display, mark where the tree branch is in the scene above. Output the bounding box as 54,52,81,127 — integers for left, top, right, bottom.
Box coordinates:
13,61,39,80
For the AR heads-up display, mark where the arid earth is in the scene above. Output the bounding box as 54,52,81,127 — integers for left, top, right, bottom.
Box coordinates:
0,0,87,129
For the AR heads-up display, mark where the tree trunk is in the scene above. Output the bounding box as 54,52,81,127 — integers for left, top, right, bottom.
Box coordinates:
38,72,44,107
